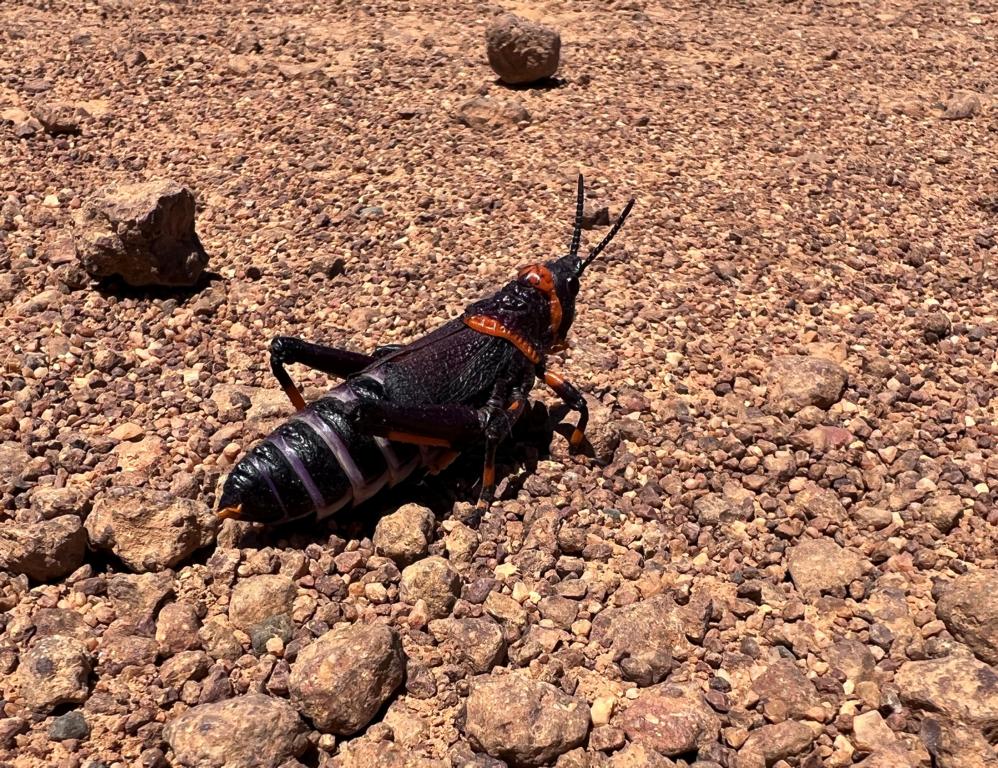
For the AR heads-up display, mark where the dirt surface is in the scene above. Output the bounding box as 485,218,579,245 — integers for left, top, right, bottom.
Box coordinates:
1,1,997,767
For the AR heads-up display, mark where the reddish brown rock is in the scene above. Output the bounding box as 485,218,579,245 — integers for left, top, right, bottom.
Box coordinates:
485,14,560,85
464,672,589,767
74,178,208,286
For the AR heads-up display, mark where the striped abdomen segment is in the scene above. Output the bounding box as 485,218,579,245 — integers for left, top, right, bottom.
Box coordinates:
220,390,423,523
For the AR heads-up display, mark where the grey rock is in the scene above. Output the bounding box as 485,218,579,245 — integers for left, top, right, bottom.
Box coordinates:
49,711,89,740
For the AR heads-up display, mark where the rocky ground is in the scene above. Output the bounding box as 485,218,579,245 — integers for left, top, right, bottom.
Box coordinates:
1,0,997,767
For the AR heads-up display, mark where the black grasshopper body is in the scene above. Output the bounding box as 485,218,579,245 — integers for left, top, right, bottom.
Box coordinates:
217,176,635,524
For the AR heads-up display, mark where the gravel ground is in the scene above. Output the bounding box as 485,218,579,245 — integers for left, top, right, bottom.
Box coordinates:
1,1,997,767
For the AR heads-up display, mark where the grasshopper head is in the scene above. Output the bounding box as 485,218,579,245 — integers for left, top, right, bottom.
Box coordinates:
517,175,635,344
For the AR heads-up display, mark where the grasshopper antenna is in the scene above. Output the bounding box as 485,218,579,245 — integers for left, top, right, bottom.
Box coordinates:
578,196,635,275
568,174,585,260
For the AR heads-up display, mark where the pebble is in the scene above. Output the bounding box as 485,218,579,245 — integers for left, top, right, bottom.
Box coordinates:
400,556,462,620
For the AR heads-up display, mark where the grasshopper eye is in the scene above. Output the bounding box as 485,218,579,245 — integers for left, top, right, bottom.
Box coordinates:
518,265,543,286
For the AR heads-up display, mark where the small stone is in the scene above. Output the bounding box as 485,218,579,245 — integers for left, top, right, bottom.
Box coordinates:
400,556,462,620
156,602,201,656
485,14,561,85
788,537,868,596
163,693,306,768
0,515,86,581
159,650,211,688
373,503,435,565
590,725,627,752
7,635,91,712
74,178,208,286
289,622,405,735
750,660,823,720
32,102,84,136
736,721,815,768
607,743,676,767
107,571,175,631
921,494,964,533
935,570,998,664
852,710,896,753
109,422,144,441
591,695,616,727
464,672,590,767
250,613,294,655
85,487,216,572
590,594,694,687
49,711,89,740
767,355,848,413
229,575,296,632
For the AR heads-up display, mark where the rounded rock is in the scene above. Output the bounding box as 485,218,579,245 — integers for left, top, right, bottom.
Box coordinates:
289,622,405,735
400,556,462,620
228,574,296,632
373,503,435,566
485,14,560,85
163,693,307,768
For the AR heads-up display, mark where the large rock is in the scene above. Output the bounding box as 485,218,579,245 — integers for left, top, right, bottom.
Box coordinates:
163,693,307,768
0,515,86,581
463,672,589,767
921,716,997,768
767,355,848,413
400,556,462,620
485,14,560,85
228,574,297,632
895,655,998,728
750,659,825,720
5,635,91,712
736,721,815,768
86,487,216,572
74,178,208,286
373,503,435,565
590,595,692,686
615,685,720,756
787,537,868,596
289,623,405,734
935,570,998,664
428,617,507,674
